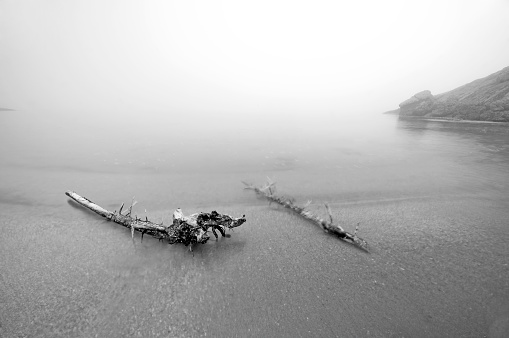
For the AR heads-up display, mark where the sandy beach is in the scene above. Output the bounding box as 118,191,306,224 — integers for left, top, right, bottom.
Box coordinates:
1,111,508,337
1,189,508,337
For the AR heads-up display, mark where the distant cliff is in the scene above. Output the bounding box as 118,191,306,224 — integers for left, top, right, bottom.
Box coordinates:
393,66,509,122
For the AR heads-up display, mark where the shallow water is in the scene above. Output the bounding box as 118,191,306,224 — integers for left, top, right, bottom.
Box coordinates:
1,111,508,337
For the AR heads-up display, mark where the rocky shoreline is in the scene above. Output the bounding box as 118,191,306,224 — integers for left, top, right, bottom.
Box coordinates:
387,66,509,122
396,115,508,124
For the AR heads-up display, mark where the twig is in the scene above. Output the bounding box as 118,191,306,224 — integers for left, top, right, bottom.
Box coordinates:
65,191,246,251
242,181,368,250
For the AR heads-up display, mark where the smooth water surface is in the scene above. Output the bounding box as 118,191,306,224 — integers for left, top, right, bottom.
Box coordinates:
1,110,508,337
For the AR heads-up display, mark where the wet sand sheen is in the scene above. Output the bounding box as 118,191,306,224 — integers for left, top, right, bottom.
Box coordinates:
1,193,508,337
1,112,508,336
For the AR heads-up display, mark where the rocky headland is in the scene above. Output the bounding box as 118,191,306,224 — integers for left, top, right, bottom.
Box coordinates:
388,66,509,122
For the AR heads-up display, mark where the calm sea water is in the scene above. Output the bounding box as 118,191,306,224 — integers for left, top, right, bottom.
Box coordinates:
1,110,508,337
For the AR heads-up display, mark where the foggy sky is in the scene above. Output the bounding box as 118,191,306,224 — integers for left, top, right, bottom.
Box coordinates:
1,0,509,116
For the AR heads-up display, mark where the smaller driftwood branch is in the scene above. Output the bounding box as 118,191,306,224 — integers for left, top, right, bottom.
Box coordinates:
243,180,368,250
65,191,246,251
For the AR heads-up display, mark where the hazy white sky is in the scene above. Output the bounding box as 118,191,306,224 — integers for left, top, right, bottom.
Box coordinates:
1,0,509,115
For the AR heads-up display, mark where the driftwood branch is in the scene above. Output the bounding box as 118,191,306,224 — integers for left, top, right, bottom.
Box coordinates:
65,191,246,251
243,180,368,250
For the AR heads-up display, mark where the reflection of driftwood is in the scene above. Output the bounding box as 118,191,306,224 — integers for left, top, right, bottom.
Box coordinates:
243,180,368,251
65,191,246,251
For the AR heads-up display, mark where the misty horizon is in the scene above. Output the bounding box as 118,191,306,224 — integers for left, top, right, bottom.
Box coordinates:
1,0,509,117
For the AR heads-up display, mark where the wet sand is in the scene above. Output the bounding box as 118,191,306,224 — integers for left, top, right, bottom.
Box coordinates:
1,112,508,337
1,191,508,337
